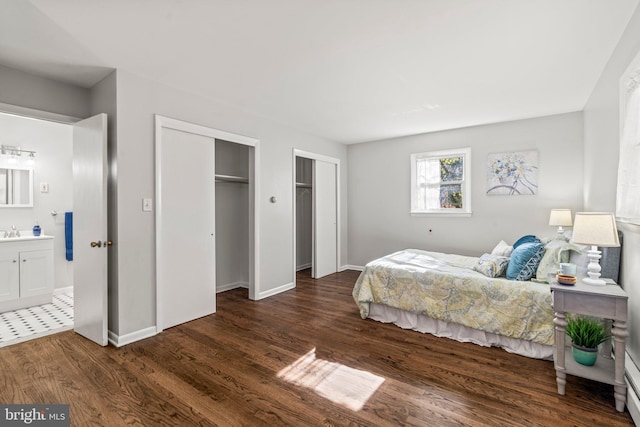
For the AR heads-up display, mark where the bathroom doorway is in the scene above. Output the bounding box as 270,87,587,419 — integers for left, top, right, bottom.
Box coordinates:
0,106,109,347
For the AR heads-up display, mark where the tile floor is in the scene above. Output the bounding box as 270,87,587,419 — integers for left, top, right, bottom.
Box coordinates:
0,292,73,347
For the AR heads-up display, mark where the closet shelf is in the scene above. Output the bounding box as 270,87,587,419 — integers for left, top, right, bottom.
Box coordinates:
296,182,312,188
215,174,249,184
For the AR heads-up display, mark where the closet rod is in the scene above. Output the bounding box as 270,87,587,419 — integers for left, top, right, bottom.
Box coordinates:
215,174,249,184
295,182,312,188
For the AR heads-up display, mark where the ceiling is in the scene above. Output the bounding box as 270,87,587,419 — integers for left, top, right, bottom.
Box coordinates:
0,0,638,144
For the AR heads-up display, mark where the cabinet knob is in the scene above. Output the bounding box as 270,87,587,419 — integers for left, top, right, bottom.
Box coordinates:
90,241,102,248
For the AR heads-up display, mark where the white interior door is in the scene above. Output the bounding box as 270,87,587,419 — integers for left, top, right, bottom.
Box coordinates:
73,113,108,346
157,126,216,331
313,160,337,279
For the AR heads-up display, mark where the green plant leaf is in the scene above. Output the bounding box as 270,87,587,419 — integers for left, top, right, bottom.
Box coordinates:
566,314,609,348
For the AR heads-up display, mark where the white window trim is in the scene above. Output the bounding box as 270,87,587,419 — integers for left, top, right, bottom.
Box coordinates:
410,147,472,216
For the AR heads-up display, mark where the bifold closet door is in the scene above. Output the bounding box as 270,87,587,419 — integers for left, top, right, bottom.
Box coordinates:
157,128,216,330
313,160,337,279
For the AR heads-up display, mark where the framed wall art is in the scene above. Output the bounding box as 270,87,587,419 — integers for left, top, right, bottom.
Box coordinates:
486,150,538,196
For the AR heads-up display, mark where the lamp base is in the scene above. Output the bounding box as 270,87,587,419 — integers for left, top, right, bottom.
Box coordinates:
584,245,605,286
582,277,606,286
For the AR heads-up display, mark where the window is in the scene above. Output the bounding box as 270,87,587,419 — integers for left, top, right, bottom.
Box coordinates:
410,147,471,215
616,63,640,225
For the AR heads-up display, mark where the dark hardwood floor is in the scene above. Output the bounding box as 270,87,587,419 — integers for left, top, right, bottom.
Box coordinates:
0,269,634,426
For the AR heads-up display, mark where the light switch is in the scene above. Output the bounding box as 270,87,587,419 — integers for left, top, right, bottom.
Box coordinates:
142,198,153,212
40,183,49,193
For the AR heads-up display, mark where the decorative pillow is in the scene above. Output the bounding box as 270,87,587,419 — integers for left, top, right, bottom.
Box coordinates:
512,235,540,249
506,242,546,281
536,240,582,281
491,240,513,257
474,253,511,278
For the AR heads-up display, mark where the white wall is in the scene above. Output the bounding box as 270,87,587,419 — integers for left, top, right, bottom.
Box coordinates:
0,64,90,119
582,2,640,405
348,112,584,267
110,70,348,337
0,113,73,290
90,71,119,334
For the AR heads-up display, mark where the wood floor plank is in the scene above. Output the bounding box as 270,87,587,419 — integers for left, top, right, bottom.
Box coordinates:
0,269,634,426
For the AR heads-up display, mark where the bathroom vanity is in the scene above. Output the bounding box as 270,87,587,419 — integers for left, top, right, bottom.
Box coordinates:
0,235,54,312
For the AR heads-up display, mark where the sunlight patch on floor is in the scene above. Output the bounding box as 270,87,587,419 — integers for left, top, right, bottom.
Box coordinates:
277,348,385,411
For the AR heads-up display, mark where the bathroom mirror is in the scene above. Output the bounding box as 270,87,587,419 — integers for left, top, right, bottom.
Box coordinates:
0,167,33,207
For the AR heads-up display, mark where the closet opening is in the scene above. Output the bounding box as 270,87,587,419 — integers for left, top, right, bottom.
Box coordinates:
292,150,340,283
295,157,312,274
215,139,253,297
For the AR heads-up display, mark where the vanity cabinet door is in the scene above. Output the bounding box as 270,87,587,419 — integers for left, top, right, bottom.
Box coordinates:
19,249,53,298
0,248,19,302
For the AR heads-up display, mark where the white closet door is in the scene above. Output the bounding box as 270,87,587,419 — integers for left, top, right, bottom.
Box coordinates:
157,127,216,330
313,160,337,279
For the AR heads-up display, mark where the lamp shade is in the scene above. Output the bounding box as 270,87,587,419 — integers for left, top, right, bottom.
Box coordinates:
549,209,572,227
571,212,620,247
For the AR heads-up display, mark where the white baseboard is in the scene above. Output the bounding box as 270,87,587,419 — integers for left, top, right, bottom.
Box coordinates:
216,281,249,293
296,263,312,271
256,282,295,300
108,326,157,347
626,352,640,424
53,286,73,295
340,264,364,271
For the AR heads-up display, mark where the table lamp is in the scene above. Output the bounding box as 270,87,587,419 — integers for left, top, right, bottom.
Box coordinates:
571,212,620,286
549,209,573,235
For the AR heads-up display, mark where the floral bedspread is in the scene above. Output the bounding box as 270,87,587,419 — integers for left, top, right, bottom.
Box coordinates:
352,249,554,345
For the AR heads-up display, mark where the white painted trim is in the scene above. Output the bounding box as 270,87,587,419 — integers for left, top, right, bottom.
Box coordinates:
154,115,261,330
257,282,295,300
292,149,341,287
108,326,157,347
250,141,261,301
53,286,73,295
626,352,640,424
296,263,312,272
0,102,80,124
155,115,258,146
216,281,249,293
340,264,364,272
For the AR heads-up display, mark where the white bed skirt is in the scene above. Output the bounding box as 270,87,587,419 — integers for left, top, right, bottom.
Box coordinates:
368,303,553,360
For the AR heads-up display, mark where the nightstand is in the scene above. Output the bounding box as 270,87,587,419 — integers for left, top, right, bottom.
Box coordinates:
551,278,628,412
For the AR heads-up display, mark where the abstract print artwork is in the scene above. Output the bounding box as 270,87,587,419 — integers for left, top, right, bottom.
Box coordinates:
486,150,538,196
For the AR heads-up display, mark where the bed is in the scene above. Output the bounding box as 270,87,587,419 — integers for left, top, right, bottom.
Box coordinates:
352,239,621,360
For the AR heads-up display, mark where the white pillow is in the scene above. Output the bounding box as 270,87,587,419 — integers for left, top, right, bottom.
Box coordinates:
569,244,590,277
491,240,514,257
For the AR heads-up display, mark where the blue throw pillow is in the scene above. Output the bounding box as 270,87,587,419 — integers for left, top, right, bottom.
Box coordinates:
506,242,546,281
513,235,540,249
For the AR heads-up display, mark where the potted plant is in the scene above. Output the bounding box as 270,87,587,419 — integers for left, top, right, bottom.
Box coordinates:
565,314,609,366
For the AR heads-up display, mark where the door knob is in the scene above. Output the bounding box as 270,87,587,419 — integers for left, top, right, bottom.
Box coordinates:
106,240,113,246
90,241,102,248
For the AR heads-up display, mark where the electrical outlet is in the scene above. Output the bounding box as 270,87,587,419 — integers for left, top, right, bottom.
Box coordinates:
39,183,49,193
142,198,153,212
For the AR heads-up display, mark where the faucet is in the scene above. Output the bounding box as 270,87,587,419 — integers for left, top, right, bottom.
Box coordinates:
8,225,19,238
